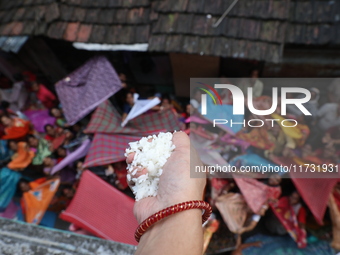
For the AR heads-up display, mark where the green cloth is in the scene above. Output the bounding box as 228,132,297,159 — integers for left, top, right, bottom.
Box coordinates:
56,118,67,127
32,139,52,165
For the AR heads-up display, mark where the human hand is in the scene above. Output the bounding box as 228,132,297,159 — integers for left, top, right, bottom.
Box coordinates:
126,132,206,223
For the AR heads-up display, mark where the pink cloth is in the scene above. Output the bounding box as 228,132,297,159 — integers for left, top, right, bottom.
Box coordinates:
185,116,210,124
233,176,281,214
60,170,138,245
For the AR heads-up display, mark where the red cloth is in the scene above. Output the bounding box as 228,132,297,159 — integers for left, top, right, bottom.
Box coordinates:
271,156,340,225
23,71,36,82
297,206,307,225
84,100,181,136
333,190,340,209
234,176,281,214
113,162,129,190
270,197,307,248
44,134,54,142
51,134,66,151
2,118,31,140
60,170,138,245
36,84,57,109
83,133,141,168
290,173,339,225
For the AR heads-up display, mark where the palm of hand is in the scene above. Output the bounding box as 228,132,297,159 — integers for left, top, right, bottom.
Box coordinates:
127,132,205,223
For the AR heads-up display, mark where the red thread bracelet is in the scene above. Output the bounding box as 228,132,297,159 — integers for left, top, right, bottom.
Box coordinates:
135,200,212,242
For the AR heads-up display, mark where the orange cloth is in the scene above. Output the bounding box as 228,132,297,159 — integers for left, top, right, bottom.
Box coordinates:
7,142,34,170
2,118,31,140
22,178,60,224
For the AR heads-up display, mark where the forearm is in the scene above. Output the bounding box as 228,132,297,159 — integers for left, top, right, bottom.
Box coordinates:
136,209,203,255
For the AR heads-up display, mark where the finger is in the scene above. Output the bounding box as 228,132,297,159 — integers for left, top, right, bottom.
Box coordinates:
126,152,135,164
126,137,154,164
127,166,148,187
128,166,148,178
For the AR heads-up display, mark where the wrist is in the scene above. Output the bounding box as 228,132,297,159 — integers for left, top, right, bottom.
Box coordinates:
135,200,211,242
140,208,202,241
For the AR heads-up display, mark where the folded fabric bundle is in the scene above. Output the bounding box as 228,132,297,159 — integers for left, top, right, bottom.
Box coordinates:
8,142,35,170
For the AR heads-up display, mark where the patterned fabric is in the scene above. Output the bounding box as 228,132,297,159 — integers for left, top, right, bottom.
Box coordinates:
55,56,122,125
0,167,21,211
22,178,60,225
270,197,307,248
84,100,181,136
215,193,248,233
234,177,281,214
60,170,138,245
83,134,141,168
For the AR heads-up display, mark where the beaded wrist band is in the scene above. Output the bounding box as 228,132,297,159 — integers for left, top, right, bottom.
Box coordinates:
135,200,212,242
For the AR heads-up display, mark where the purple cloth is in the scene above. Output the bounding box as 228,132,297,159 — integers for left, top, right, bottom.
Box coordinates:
220,133,250,153
51,139,91,175
24,109,55,133
55,56,122,125
0,200,18,219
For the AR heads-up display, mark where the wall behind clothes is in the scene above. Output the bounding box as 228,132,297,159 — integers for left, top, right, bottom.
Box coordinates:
170,53,220,97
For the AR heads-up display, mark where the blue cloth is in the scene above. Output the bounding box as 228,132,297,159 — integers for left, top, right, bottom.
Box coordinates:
202,91,244,134
17,208,57,228
229,153,286,175
243,234,334,255
0,167,21,212
0,140,12,162
123,103,132,114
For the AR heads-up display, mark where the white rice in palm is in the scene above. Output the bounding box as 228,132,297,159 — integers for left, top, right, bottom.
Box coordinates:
125,132,175,201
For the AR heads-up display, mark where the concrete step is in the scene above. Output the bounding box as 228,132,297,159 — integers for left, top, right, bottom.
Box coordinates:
0,218,136,255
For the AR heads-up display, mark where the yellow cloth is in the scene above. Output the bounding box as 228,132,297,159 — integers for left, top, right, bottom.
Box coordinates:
271,113,310,147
